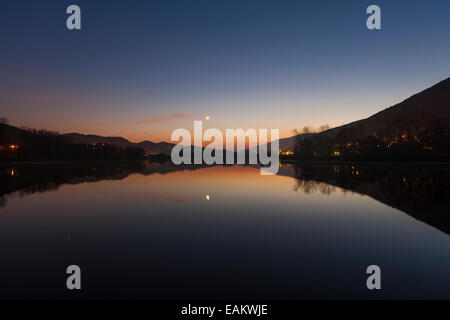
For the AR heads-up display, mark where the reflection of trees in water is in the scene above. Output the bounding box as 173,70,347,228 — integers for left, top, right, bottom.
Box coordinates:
0,162,205,208
293,178,336,195
0,162,147,207
290,163,450,234
0,196,7,208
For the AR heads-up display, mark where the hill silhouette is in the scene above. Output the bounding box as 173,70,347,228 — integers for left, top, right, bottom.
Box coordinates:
2,77,449,160
62,133,174,154
0,124,147,161
278,77,450,157
325,77,450,137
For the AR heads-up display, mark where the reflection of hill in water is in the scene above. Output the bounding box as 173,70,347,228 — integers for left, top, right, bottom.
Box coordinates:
0,162,205,207
278,163,450,235
2,161,450,235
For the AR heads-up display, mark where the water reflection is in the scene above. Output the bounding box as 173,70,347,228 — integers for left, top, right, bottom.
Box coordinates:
0,162,204,208
279,163,450,234
1,161,450,299
1,161,450,235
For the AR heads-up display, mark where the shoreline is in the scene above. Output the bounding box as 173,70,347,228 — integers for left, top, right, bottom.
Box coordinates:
2,159,450,167
0,159,146,167
280,159,450,165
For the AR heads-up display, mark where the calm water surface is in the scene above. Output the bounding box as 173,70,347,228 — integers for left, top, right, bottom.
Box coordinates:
0,162,449,299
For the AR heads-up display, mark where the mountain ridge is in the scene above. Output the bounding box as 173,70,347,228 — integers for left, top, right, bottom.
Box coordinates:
62,133,174,154
3,77,449,155
277,77,450,152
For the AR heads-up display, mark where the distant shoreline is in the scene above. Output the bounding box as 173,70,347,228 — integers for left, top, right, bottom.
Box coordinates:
2,158,450,168
0,159,146,167
280,159,450,166
280,153,450,163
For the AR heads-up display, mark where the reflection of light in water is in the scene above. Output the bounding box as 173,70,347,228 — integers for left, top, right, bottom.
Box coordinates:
10,169,15,176
205,194,210,200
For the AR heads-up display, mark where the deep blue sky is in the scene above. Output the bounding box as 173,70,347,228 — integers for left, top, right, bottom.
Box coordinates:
1,0,449,141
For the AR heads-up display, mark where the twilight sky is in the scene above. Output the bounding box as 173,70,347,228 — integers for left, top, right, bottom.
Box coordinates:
1,0,449,142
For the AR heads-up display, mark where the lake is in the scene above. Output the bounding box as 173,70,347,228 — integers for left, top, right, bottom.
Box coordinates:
0,162,450,299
